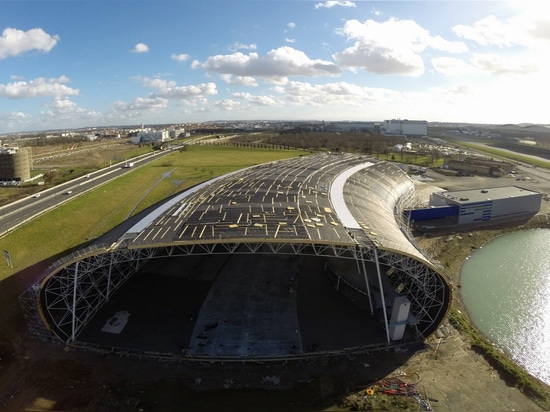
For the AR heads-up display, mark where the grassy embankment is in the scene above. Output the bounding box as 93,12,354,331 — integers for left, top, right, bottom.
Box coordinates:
454,141,550,169
0,145,306,282
449,308,550,409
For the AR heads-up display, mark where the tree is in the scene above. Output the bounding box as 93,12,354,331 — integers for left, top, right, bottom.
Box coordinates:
43,169,57,185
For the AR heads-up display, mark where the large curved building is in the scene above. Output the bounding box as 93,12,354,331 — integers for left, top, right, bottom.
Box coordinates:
21,153,450,362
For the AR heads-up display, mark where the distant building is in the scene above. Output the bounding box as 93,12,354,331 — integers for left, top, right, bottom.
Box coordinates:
429,186,542,225
327,122,379,133
406,186,541,229
442,156,513,177
0,145,32,182
169,128,185,139
382,119,427,136
131,129,170,144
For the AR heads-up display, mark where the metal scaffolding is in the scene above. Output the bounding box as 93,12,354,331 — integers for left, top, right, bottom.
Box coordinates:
22,238,448,345
18,154,450,353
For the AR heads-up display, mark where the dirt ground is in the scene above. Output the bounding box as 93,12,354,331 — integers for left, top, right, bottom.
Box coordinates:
340,169,550,411
2,168,550,411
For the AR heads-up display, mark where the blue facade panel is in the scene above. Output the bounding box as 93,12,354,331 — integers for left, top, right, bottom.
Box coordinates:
406,205,459,222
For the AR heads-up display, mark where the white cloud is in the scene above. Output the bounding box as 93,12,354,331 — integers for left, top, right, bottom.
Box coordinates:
137,76,177,89
315,1,356,9
131,43,149,53
272,80,396,107
432,53,539,77
334,17,468,76
229,43,257,52
442,7,550,81
470,53,538,75
431,57,478,76
205,92,282,114
160,83,217,100
422,72,550,124
231,92,281,107
134,76,218,100
453,7,550,50
371,7,382,17
221,74,259,87
285,38,296,44
113,96,168,112
199,46,341,83
41,97,101,123
287,22,296,29
0,76,79,99
0,111,31,132
151,82,218,100
206,99,243,112
0,111,28,122
453,15,518,47
171,53,190,62
44,97,79,111
0,27,59,59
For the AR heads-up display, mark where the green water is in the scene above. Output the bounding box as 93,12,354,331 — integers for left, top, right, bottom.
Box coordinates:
460,229,550,385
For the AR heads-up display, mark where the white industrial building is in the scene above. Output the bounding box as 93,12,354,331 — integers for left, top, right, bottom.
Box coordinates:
429,186,542,225
169,128,185,139
382,119,427,136
131,130,170,144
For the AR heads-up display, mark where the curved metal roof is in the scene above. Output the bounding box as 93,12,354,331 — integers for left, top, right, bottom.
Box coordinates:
22,152,450,357
124,153,424,260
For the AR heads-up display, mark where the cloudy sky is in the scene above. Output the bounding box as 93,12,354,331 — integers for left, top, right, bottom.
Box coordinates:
0,1,548,133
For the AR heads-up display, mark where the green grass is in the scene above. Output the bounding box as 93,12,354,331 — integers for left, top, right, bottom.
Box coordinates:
457,142,550,169
0,146,306,281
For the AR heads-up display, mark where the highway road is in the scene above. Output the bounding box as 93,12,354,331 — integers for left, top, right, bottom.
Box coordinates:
0,148,174,237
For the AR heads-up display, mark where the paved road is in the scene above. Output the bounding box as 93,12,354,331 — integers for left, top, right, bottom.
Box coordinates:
0,149,174,237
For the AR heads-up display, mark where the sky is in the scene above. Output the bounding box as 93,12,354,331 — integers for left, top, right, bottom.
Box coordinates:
0,0,549,133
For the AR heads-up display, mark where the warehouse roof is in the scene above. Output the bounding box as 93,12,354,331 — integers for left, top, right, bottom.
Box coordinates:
434,185,541,205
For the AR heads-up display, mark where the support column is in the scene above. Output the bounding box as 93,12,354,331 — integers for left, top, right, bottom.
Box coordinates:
71,262,80,342
374,248,391,345
360,249,374,314
106,255,114,301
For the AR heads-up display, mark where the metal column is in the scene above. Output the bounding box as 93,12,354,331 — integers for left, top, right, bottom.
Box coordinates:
71,261,79,342
374,248,391,344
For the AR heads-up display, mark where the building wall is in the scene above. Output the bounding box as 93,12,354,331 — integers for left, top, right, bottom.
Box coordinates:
382,119,427,136
458,201,493,224
0,148,31,181
446,160,492,175
491,194,542,218
456,194,541,224
402,122,427,136
431,190,542,225
133,130,170,144
383,119,403,134
444,157,512,177
169,129,185,139
429,192,451,207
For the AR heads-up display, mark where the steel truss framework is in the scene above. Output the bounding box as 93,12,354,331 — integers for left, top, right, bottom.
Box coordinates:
19,154,450,354
24,239,449,346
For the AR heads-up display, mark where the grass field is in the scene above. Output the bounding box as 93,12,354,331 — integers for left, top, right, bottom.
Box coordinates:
0,145,307,282
451,141,550,169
